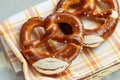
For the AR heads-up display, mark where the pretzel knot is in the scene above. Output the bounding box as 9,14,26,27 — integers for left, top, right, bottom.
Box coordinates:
20,12,84,75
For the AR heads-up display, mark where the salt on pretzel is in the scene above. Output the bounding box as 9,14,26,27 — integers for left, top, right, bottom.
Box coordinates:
56,0,96,17
20,12,84,75
84,0,119,39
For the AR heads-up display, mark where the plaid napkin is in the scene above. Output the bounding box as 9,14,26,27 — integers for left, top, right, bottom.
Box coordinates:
0,0,120,80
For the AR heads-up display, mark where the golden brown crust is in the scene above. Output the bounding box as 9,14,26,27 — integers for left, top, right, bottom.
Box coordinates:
20,13,84,75
56,0,96,17
20,17,44,50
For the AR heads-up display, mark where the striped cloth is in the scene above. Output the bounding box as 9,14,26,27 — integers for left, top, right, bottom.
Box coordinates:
0,0,120,80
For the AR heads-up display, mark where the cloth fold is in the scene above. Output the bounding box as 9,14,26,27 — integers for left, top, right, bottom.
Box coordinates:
0,0,120,80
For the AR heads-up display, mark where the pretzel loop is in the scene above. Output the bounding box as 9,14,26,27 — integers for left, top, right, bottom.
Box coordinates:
56,0,96,17
20,17,45,50
44,12,84,45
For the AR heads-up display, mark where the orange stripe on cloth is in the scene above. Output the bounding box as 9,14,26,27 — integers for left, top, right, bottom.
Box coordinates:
8,19,27,26
118,46,120,51
110,35,120,49
8,53,17,59
115,30,120,39
56,67,75,80
0,21,10,34
83,48,99,69
1,30,13,45
102,55,118,65
71,63,87,73
107,36,120,58
69,61,83,68
61,71,70,80
29,65,43,80
66,69,74,78
11,58,20,63
27,7,37,17
5,50,13,54
28,67,35,80
33,6,40,16
99,50,117,62
0,31,2,36
79,52,93,73
6,52,19,63
89,49,103,67
6,19,19,44
23,10,29,19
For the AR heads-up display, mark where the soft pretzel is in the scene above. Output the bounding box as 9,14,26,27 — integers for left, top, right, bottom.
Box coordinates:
20,13,84,75
56,0,113,18
82,0,119,47
56,0,119,47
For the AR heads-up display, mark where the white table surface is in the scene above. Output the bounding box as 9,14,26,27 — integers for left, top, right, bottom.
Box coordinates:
0,0,120,80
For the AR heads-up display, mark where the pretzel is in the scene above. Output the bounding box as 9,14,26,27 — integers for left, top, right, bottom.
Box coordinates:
84,0,119,47
20,12,84,75
56,0,113,18
56,0,119,47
